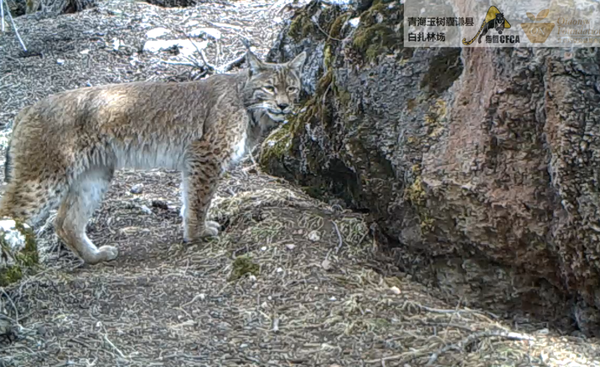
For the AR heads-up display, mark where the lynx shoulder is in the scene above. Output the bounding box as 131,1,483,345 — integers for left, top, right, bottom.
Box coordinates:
0,50,306,265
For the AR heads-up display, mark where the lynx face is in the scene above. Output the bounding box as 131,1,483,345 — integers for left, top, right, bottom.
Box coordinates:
244,51,307,122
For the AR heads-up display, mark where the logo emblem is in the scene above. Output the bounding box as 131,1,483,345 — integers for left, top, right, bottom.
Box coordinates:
462,6,511,45
520,9,555,44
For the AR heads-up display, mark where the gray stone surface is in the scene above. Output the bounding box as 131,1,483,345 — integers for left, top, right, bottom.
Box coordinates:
259,0,600,335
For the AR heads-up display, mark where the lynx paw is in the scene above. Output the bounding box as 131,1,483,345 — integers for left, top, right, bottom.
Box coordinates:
200,225,219,238
98,245,119,261
206,220,221,230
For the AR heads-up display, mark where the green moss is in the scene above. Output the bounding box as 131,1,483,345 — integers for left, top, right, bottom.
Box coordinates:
229,255,260,281
329,13,350,39
0,265,22,286
405,176,426,207
336,87,351,107
259,126,293,170
0,220,39,287
324,45,332,69
14,220,38,265
289,14,312,40
352,24,401,63
403,166,436,234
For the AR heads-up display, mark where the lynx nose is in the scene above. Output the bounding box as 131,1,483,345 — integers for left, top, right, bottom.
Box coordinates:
277,103,289,111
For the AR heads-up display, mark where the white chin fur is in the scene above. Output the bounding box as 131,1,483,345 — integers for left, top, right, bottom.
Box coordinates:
267,112,286,122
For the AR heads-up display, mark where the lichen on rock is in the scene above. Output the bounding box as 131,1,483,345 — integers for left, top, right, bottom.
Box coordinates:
0,219,38,286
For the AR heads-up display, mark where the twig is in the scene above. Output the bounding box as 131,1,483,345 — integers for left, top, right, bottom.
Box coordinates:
365,330,533,365
418,303,499,319
1,0,5,33
425,330,534,366
311,17,342,42
102,333,126,359
443,296,463,338
198,48,216,71
333,221,344,254
161,60,198,67
1,287,19,324
2,0,27,51
215,52,246,74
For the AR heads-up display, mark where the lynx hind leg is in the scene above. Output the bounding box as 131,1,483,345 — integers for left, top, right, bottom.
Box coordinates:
0,177,68,227
180,161,221,243
54,167,118,265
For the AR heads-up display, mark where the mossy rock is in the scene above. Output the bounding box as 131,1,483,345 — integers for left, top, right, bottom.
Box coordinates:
0,219,39,286
229,255,260,281
350,0,403,63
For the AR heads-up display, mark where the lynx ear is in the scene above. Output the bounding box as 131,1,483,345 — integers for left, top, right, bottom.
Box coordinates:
246,51,265,74
287,52,307,72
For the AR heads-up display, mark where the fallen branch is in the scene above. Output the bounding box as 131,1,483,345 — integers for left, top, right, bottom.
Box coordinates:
333,221,344,254
365,329,533,365
425,330,534,366
215,52,245,74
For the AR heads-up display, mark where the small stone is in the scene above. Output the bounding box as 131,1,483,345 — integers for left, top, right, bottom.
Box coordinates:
112,38,121,51
240,343,248,349
285,244,296,250
321,259,332,270
330,296,337,301
37,325,47,336
142,39,208,57
80,49,90,55
389,286,401,295
139,205,152,215
188,27,222,40
276,267,283,273
146,27,170,39
130,184,144,194
349,17,360,27
56,59,65,65
248,275,257,282
307,230,320,242
261,246,267,251
151,200,169,210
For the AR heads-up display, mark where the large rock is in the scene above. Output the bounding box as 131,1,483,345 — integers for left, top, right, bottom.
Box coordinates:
259,0,600,335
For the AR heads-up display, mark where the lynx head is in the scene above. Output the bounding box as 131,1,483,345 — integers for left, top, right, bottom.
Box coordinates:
243,50,307,123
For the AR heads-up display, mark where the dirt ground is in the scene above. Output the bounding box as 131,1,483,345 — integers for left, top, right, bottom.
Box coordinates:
1,0,600,366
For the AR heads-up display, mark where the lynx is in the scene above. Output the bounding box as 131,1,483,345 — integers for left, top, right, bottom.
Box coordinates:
0,50,307,264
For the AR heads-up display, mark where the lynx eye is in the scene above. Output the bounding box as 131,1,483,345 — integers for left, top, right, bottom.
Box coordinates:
263,86,276,93
287,87,299,93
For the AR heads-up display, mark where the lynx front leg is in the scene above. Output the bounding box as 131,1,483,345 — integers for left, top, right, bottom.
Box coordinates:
181,144,224,243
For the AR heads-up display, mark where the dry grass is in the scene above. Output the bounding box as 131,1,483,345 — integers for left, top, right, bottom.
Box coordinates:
1,0,600,366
